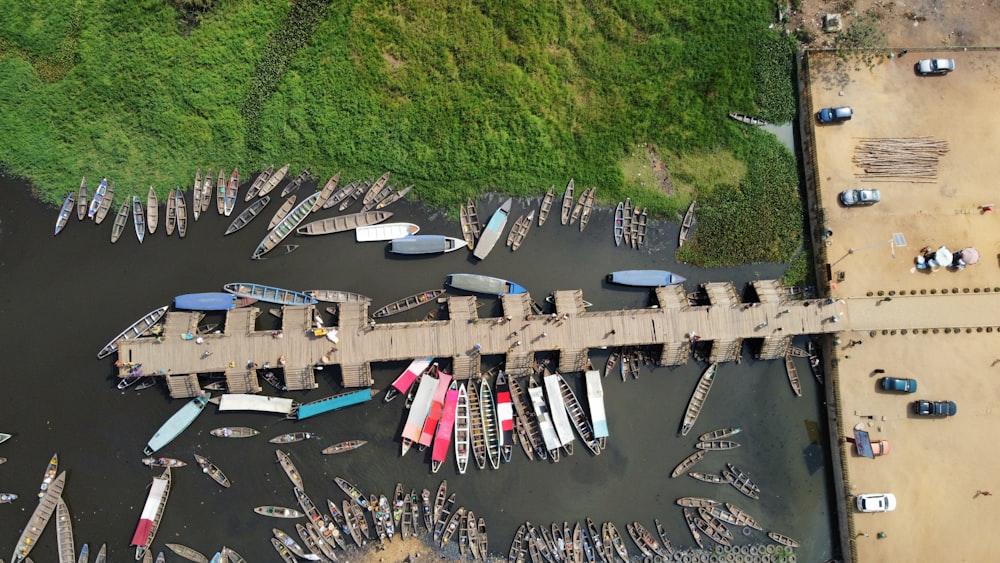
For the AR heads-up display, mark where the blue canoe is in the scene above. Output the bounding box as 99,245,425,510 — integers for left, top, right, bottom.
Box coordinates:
389,235,467,255
445,273,527,296
174,292,238,311
144,395,209,455
606,270,686,287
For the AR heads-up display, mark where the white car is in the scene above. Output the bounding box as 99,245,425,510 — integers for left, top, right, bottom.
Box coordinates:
840,189,881,207
856,493,896,512
916,58,955,75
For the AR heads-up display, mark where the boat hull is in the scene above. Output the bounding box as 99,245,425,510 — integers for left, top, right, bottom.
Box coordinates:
445,273,527,296
607,270,686,287
174,293,238,311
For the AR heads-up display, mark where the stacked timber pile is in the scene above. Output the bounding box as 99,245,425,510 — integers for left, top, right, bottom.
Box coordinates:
853,137,949,182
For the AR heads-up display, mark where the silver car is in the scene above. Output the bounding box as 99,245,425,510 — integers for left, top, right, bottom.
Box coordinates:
840,189,881,207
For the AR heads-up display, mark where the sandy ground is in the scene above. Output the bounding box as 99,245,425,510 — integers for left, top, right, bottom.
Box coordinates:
807,43,1000,563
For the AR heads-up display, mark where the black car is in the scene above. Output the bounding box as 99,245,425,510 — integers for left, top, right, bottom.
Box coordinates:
913,400,957,417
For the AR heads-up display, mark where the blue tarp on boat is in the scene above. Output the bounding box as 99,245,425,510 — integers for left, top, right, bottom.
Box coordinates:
854,428,874,459
174,292,237,311
296,388,374,420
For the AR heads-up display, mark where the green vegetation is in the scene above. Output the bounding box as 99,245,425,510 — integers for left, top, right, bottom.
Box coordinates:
0,0,802,267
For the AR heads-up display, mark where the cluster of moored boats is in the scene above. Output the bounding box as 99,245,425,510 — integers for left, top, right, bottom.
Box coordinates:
2,446,117,563
612,196,651,249
387,359,610,472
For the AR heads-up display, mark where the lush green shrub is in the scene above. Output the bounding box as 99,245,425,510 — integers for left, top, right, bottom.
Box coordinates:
0,0,803,267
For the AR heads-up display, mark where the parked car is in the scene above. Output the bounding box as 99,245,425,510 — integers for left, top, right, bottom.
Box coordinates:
916,58,955,75
856,439,891,457
871,440,891,456
881,377,917,393
856,493,896,512
816,106,853,123
913,400,957,417
840,189,881,207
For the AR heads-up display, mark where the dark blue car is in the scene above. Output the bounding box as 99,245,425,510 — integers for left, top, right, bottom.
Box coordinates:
913,400,957,417
816,106,853,123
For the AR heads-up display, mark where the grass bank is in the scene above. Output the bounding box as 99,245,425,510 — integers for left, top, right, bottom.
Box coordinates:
0,0,801,267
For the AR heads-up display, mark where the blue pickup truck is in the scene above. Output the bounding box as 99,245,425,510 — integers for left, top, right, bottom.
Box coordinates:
913,400,957,417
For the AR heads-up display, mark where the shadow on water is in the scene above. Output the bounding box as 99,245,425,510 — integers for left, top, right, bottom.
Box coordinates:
0,180,838,560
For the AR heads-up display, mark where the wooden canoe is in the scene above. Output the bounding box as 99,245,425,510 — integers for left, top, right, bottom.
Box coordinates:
507,210,534,251
322,440,367,454
689,471,728,484
166,543,209,563
258,164,289,198
224,168,239,217
210,427,259,438
459,199,478,250
362,181,396,212
621,197,632,245
372,289,445,318
808,340,825,384
254,505,304,519
94,181,115,225
724,463,761,500
192,169,202,221
636,207,648,247
311,173,341,212
360,171,391,208
338,177,368,211
630,205,641,248
693,514,730,547
267,195,297,230
305,290,371,303
376,184,412,210
193,454,230,488
165,188,177,236
54,190,75,235
132,195,146,243
225,195,270,235
679,362,718,436
767,531,799,548
682,507,704,550
698,427,741,441
215,169,226,215
579,187,596,232
110,201,130,243
323,179,357,210
77,180,88,220
200,171,212,213
148,188,161,235
695,440,741,450
675,497,720,508
605,348,620,377
678,200,696,247
175,189,188,238
245,165,274,201
538,185,554,226
269,432,315,444
728,112,769,126
670,450,706,478
280,168,311,198
613,202,624,246
724,502,763,531
784,352,803,397
297,210,392,235
560,179,575,225
569,188,585,224
626,522,654,558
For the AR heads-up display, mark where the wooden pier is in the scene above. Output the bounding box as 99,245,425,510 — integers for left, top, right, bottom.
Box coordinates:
117,280,1000,398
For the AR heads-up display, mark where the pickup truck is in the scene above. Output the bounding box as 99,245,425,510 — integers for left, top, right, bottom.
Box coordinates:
913,400,957,417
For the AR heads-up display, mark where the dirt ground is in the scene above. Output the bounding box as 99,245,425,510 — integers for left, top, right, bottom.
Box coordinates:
788,0,1000,47
806,33,1000,563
